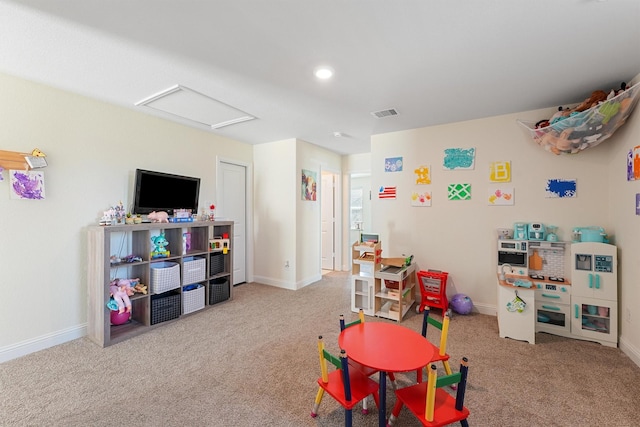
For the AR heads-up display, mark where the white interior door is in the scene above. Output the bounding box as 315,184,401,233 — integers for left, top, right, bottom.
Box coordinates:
219,161,246,285
321,172,335,270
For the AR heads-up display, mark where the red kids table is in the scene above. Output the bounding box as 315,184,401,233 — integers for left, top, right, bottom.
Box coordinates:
339,322,435,426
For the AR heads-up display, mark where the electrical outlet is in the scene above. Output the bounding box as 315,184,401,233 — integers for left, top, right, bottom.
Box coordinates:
626,307,632,323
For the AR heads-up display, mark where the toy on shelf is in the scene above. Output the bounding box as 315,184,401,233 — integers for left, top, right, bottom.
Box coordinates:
108,278,139,314
110,309,131,326
518,81,640,155
133,282,148,295
150,232,170,258
112,201,125,224
99,209,115,226
147,210,169,223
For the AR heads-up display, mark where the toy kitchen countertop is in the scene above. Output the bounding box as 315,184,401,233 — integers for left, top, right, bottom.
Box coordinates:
497,273,534,289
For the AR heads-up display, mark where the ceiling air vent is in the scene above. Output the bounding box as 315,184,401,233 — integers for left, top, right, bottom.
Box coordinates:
371,108,399,119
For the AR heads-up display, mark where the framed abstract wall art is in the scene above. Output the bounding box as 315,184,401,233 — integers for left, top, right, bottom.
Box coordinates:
301,169,317,201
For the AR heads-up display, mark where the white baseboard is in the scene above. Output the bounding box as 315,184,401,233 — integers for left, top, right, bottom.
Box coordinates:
470,302,497,316
0,324,86,364
252,275,295,290
252,274,323,290
619,335,640,369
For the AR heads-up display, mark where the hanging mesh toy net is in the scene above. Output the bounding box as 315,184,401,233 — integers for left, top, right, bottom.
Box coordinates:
518,81,640,155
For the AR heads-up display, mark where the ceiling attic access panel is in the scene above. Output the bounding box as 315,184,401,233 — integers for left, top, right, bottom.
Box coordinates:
135,85,256,130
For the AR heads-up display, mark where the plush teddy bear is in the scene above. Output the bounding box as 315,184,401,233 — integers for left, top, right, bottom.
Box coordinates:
573,90,608,113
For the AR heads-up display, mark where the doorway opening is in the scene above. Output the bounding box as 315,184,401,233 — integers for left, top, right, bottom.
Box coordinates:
349,173,371,265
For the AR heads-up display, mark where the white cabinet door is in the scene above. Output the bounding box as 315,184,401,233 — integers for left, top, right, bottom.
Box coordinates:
571,243,617,300
571,296,618,347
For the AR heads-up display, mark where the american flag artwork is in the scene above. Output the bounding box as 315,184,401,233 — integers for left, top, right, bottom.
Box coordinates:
379,186,396,199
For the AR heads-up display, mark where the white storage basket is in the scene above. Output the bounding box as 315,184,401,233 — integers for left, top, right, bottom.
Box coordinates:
150,261,180,294
182,256,206,285
182,284,205,314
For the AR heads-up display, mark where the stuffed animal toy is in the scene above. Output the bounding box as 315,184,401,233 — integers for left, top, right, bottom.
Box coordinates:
599,101,621,125
151,232,169,254
109,279,136,313
109,278,139,312
133,283,148,295
538,128,581,154
573,90,608,112
148,211,169,223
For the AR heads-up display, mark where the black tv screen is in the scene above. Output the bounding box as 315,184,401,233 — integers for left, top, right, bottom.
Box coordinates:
133,169,200,215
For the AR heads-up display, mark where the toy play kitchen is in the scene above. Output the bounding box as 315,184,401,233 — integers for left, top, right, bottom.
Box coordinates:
496,224,618,348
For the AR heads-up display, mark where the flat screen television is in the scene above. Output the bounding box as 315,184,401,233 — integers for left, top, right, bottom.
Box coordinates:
133,169,200,215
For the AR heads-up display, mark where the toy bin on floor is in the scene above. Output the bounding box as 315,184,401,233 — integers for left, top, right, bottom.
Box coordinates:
151,292,181,325
150,261,180,294
182,284,205,315
209,278,230,305
416,270,449,314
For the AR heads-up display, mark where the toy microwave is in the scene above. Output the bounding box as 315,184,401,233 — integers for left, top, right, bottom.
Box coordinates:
498,240,527,252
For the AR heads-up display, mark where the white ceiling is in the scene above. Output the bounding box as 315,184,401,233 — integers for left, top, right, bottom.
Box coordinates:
1,0,638,155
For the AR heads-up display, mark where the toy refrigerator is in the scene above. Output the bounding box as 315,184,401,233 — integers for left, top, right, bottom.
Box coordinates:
570,242,618,347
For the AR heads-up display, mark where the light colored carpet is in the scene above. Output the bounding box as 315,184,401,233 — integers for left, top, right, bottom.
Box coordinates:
1,271,638,426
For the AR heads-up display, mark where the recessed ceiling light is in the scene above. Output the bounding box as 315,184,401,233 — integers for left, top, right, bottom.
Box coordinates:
314,66,334,80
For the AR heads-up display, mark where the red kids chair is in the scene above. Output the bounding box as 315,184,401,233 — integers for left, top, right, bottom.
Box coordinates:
311,336,380,426
416,308,454,383
387,358,470,427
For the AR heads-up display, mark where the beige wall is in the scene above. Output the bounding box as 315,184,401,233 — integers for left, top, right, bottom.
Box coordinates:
608,75,640,362
253,139,342,289
253,139,297,288
296,140,342,285
367,74,640,365
0,72,252,360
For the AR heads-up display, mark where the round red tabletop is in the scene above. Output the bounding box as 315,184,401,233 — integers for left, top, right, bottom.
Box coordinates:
338,322,434,373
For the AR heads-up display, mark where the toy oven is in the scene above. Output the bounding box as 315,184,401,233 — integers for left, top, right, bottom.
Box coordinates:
535,283,571,337
498,251,527,268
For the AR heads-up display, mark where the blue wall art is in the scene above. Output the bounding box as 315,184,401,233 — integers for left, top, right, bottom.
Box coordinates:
443,148,475,170
545,178,576,198
385,157,403,172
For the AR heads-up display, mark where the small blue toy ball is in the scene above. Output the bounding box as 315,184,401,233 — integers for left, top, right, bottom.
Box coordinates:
450,293,473,315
